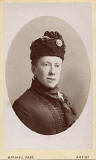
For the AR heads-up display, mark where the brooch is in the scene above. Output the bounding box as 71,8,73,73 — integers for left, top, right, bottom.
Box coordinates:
56,39,62,47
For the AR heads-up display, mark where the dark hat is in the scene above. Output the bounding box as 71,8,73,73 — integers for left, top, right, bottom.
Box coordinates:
30,31,66,61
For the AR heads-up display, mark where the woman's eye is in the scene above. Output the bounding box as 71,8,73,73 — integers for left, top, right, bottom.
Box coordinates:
55,64,60,68
44,63,48,66
42,63,49,66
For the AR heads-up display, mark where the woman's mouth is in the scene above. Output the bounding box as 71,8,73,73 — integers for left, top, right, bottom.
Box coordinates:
47,78,56,82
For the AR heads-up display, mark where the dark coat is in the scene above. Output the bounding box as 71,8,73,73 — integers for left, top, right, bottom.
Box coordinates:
12,86,76,135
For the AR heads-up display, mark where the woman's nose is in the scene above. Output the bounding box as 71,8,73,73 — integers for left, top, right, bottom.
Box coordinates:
49,66,55,75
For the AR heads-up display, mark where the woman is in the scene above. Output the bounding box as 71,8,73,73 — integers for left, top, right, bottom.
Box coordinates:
12,31,76,135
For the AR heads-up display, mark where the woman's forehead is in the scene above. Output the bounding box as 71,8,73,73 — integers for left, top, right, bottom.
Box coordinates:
37,56,63,63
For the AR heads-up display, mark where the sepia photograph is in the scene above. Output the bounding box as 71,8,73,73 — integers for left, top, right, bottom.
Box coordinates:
6,16,91,136
4,4,92,149
0,1,95,160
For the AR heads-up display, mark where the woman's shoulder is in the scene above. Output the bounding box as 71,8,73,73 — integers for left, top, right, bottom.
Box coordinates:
12,88,40,108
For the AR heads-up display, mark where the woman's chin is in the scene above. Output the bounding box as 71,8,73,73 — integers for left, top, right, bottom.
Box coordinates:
44,83,58,89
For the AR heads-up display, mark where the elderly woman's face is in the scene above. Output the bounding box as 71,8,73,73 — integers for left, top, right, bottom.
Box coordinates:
32,56,63,89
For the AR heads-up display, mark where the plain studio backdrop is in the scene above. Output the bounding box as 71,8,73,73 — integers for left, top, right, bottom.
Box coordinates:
4,3,92,149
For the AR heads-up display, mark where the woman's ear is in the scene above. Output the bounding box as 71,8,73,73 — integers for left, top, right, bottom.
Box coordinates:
31,65,36,75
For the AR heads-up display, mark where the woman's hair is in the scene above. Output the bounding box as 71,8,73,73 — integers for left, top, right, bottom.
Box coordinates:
31,58,37,66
